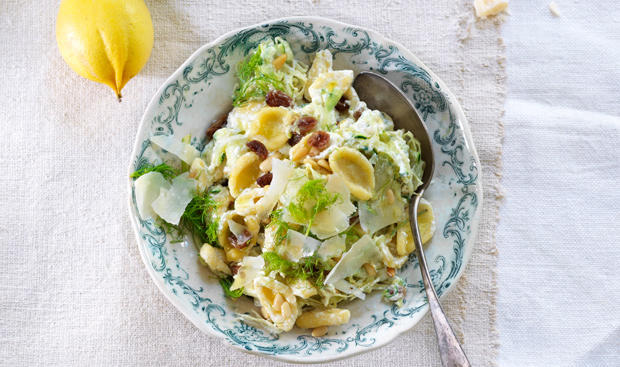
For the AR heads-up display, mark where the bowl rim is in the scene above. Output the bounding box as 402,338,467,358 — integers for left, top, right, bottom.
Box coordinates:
127,15,483,363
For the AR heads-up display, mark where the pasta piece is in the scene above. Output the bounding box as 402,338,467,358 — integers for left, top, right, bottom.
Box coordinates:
295,308,350,329
230,255,264,297
234,187,266,216
307,70,354,106
228,152,261,197
254,276,299,331
218,212,258,261
248,107,294,151
199,244,231,276
290,278,318,299
304,50,333,101
328,147,375,200
188,157,210,193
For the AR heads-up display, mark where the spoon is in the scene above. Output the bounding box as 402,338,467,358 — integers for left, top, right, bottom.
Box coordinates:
353,72,471,367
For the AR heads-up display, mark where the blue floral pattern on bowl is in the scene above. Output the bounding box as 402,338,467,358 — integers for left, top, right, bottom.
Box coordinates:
127,17,482,363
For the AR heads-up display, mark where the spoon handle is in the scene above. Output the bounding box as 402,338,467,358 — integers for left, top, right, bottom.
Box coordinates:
410,195,471,367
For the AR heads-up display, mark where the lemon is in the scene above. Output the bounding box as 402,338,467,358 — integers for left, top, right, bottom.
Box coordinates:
417,198,436,245
56,0,154,100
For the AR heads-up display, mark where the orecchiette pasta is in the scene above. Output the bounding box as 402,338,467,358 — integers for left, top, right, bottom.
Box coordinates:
199,244,231,276
304,49,332,101
188,157,209,192
234,187,266,216
218,212,259,262
295,308,351,329
228,152,261,197
249,107,294,151
328,147,375,200
254,276,299,331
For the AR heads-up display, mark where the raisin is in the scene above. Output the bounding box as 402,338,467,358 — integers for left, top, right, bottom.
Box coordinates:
308,131,330,150
265,90,292,107
230,263,241,275
288,132,302,146
335,96,349,112
296,116,318,135
349,214,359,225
246,140,268,160
256,172,273,187
353,109,363,120
206,113,228,140
228,229,252,249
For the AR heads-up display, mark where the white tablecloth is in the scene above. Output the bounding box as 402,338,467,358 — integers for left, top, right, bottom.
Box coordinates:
2,0,618,366
0,1,502,366
498,1,620,366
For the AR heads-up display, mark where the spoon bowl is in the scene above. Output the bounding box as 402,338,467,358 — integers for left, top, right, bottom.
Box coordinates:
353,72,471,367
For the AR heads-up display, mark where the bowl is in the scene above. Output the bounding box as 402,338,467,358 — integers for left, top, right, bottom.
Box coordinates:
128,16,482,363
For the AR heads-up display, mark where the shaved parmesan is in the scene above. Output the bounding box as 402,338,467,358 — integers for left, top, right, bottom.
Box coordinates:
134,171,170,220
255,159,294,219
549,1,561,17
310,174,356,239
474,0,508,18
359,194,406,235
333,279,366,300
150,135,200,164
231,256,265,295
280,229,322,262
324,235,380,286
317,235,346,261
227,219,247,238
151,173,196,225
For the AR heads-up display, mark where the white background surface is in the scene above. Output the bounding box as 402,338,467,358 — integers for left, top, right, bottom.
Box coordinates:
498,1,620,366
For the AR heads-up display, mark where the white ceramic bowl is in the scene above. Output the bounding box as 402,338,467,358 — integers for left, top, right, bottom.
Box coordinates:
128,16,482,363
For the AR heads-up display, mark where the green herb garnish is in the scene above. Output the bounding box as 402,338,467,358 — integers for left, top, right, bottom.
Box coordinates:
130,163,176,180
287,179,339,235
219,276,243,298
232,46,286,107
262,252,331,287
268,209,289,247
179,191,219,246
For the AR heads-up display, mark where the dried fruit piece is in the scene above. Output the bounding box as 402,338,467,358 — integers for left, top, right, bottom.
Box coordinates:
265,90,292,107
288,132,302,146
246,140,269,160
334,96,349,112
256,172,273,187
353,109,363,120
228,229,252,248
206,113,228,139
296,116,318,135
308,131,330,150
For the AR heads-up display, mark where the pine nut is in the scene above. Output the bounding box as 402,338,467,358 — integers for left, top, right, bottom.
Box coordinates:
311,326,328,337
261,307,270,320
259,157,272,172
303,157,321,171
280,301,292,319
386,267,396,277
309,146,321,156
385,188,395,204
272,54,287,70
363,262,376,276
290,140,310,162
273,293,284,310
317,159,331,172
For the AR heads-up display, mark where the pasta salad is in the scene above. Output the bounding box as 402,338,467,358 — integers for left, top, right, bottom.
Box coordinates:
132,37,436,336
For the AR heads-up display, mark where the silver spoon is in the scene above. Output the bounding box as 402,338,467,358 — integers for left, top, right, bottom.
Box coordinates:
353,72,471,367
